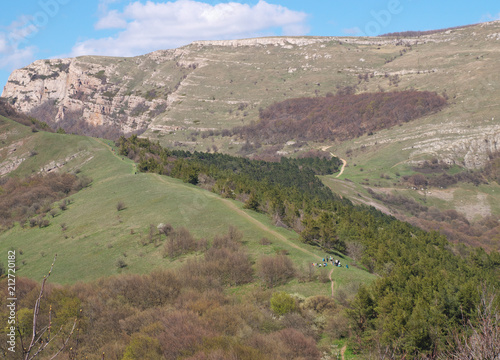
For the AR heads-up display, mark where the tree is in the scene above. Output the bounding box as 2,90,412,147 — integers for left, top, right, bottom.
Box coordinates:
122,333,163,360
244,192,260,211
258,255,296,288
19,255,79,360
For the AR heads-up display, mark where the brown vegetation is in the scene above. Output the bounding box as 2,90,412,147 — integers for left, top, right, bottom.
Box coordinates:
0,173,91,230
0,226,336,360
233,91,447,144
0,98,53,132
258,254,296,288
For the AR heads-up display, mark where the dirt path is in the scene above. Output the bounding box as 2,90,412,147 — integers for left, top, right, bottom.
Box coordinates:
152,174,337,296
341,344,347,360
99,137,337,297
335,157,347,178
319,145,347,178
328,268,335,298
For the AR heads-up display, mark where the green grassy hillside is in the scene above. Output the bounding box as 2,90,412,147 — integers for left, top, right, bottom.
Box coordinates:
0,118,374,295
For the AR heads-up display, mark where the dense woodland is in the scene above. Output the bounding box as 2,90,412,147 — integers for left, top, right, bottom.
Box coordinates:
233,91,447,144
112,135,500,358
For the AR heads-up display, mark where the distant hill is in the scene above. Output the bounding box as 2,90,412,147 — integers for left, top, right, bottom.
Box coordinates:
3,21,500,250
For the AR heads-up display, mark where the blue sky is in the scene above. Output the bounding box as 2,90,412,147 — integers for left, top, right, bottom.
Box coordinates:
1,0,499,89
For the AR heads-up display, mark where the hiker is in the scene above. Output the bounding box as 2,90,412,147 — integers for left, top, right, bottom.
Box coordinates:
346,264,349,269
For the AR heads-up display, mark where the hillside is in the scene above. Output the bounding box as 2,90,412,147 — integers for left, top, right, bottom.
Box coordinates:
1,110,499,358
1,22,499,167
0,117,370,289
3,22,500,249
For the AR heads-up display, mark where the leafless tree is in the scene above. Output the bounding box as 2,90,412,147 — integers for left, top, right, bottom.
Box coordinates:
19,255,78,360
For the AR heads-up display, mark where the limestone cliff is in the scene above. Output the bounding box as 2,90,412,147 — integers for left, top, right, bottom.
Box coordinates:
2,23,500,169
2,49,195,134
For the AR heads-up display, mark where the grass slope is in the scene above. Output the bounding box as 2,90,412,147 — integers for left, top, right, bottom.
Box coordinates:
0,118,374,294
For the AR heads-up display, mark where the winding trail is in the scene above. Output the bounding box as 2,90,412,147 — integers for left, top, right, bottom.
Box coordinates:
153,173,337,297
319,145,347,178
335,157,347,178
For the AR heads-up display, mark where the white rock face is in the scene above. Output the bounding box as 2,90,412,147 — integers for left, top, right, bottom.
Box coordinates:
2,56,174,134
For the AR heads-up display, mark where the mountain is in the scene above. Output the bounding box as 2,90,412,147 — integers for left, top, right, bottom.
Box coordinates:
3,21,500,250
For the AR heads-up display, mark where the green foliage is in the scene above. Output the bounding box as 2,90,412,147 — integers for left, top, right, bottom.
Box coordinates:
244,192,260,211
122,333,163,360
270,291,297,316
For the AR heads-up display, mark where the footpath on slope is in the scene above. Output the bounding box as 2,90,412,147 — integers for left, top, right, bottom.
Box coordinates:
97,140,338,298
152,173,338,297
319,145,347,178
96,138,137,173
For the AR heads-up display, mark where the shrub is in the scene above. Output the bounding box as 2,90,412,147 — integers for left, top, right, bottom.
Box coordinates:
258,254,296,288
259,237,272,245
116,201,126,211
116,258,128,268
164,227,197,258
59,199,67,211
270,291,297,316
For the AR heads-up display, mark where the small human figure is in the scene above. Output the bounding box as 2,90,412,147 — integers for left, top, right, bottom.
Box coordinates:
324,263,327,267
318,263,322,267
346,264,349,269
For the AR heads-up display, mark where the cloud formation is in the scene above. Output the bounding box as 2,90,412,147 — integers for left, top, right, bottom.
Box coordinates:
71,0,309,57
0,17,38,73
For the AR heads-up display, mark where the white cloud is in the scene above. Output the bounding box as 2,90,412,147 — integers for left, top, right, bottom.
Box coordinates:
95,10,128,29
71,0,309,57
0,17,39,73
342,27,362,36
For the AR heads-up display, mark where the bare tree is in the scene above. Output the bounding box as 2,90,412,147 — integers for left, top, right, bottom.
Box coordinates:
19,255,78,360
447,286,500,360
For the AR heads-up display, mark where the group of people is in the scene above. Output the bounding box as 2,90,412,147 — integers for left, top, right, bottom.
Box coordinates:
311,256,348,269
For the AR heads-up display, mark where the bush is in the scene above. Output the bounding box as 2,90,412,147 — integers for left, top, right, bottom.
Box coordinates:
116,258,128,268
270,291,297,316
164,227,197,258
258,254,296,288
116,201,126,211
259,237,272,245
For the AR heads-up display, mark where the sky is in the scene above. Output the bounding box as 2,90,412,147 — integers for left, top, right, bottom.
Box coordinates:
1,0,499,89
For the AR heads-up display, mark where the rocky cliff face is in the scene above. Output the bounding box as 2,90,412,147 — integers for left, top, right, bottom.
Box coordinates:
3,23,500,169
2,49,195,134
